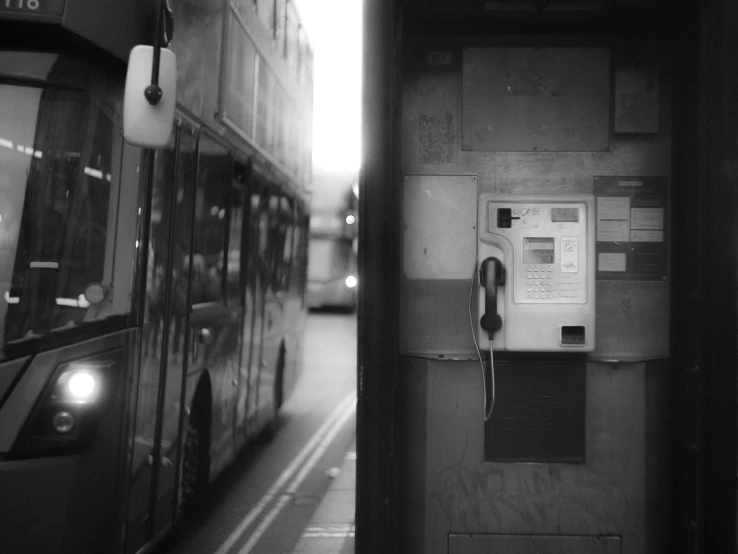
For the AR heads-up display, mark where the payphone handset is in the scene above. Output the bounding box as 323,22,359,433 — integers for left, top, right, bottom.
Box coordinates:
477,194,596,352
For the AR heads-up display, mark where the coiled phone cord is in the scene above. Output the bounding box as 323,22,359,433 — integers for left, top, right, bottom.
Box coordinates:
469,258,496,422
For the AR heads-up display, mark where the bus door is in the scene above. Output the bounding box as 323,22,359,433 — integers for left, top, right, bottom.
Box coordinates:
126,122,197,551
244,184,270,437
258,194,291,423
234,168,257,446
188,134,241,475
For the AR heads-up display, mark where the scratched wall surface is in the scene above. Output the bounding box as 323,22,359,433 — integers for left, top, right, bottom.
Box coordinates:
400,175,478,357
462,48,611,153
398,36,674,554
401,37,672,361
449,533,621,554
402,39,673,191
397,358,672,554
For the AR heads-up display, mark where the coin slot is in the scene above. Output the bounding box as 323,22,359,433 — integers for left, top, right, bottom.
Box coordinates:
561,326,586,346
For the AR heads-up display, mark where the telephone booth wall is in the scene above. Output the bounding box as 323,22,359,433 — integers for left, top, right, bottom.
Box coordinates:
358,1,738,553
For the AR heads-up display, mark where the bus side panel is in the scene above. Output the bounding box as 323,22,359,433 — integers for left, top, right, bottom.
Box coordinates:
62,0,148,62
60,332,137,553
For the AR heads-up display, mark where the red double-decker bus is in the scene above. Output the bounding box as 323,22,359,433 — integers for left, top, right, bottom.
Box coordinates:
0,0,313,552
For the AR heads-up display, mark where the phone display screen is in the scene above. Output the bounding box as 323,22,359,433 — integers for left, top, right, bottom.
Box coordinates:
523,237,555,264
551,208,579,222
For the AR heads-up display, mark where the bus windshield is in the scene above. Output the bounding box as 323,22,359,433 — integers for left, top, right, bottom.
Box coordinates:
0,71,130,360
308,238,352,282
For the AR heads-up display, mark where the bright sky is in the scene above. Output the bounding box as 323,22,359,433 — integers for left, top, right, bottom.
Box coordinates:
294,0,363,173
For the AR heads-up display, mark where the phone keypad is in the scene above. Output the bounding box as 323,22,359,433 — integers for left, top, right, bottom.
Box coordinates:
525,265,554,300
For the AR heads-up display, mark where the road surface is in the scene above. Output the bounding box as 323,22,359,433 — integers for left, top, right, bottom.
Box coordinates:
157,311,357,554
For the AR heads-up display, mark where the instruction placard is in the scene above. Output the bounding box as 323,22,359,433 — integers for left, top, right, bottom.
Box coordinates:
594,176,668,281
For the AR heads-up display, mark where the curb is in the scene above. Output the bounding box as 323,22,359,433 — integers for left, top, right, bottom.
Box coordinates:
291,443,356,554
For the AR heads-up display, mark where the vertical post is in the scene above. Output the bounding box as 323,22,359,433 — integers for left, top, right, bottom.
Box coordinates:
145,0,164,105
674,0,738,550
699,0,738,549
670,0,703,549
356,0,400,552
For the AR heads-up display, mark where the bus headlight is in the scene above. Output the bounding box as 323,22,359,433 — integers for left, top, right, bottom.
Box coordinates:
10,351,122,458
345,275,358,288
56,369,101,404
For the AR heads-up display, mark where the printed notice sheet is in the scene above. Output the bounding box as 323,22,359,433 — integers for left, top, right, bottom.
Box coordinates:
594,176,668,281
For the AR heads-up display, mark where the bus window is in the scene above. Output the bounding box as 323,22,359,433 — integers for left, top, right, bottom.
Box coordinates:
280,196,294,291
297,25,307,83
192,135,231,305
0,76,129,359
142,143,176,359
275,0,287,54
292,202,305,295
285,0,299,71
170,131,198,355
267,194,281,292
226,189,245,306
257,0,276,35
274,87,287,166
224,12,257,139
256,63,276,154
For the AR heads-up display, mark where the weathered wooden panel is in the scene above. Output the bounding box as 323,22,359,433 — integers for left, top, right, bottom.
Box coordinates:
462,48,611,152
594,276,669,361
419,112,457,164
402,41,671,193
449,533,621,554
399,357,429,553
397,359,665,554
614,67,660,133
403,42,462,170
402,175,477,280
402,36,673,363
398,360,672,553
492,138,670,194
422,0,666,15
400,278,478,357
401,175,478,356
397,35,674,554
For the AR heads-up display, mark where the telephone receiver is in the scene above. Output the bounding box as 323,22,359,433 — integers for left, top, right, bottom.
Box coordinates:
479,257,505,339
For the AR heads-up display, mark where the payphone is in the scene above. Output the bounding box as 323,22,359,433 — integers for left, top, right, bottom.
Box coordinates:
476,194,596,352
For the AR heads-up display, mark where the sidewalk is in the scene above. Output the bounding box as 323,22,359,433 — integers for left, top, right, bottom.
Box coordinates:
291,442,356,554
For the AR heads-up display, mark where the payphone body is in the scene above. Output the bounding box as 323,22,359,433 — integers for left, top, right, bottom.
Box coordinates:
478,194,596,352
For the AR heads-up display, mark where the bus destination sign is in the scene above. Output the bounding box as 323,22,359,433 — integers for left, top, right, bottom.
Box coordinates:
1,0,65,16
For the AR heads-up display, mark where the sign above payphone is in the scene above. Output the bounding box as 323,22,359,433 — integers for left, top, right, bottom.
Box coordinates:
478,194,596,352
